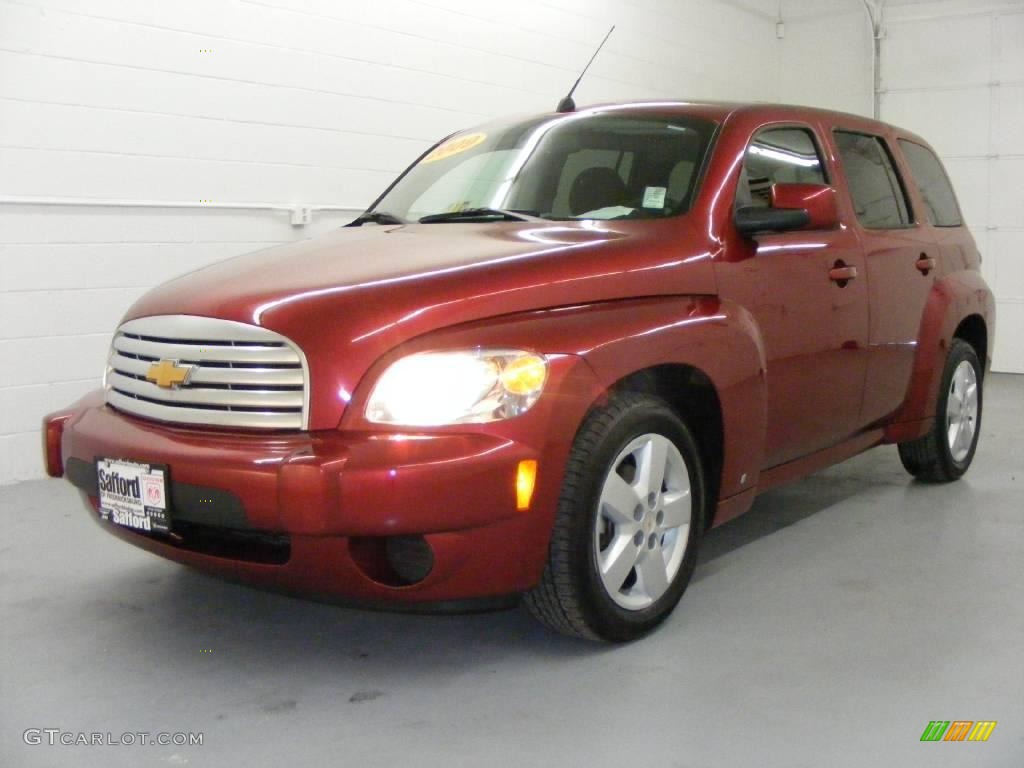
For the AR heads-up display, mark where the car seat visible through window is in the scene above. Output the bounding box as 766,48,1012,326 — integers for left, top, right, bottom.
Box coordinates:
569,166,628,216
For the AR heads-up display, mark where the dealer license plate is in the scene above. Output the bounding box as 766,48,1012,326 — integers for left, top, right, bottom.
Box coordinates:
96,458,170,534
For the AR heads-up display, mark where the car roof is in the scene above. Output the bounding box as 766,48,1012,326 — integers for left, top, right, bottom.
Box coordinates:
565,100,930,147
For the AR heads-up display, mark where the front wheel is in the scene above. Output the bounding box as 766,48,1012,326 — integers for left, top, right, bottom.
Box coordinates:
898,338,983,482
524,392,706,641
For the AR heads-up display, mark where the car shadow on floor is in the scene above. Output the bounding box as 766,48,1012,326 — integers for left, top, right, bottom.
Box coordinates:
699,472,874,569
697,444,915,571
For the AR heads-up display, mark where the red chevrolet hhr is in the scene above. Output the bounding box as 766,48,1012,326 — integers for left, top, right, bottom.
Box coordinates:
44,101,994,641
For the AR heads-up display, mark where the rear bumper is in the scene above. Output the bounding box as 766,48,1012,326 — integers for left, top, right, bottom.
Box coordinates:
44,381,590,603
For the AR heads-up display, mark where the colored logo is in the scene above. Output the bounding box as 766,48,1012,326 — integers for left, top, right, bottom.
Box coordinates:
920,721,996,742
146,360,194,389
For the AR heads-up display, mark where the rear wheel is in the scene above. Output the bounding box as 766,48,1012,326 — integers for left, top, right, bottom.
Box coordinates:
898,338,982,482
524,392,705,641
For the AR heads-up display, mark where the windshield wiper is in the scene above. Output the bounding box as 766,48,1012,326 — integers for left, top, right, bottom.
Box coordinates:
348,211,407,227
417,207,540,224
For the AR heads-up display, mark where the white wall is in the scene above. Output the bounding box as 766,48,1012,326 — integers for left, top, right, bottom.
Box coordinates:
778,0,875,117
879,0,1024,374
0,0,785,484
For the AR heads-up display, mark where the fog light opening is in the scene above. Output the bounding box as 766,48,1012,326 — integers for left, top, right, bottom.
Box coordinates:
385,535,434,585
516,459,538,511
349,535,434,587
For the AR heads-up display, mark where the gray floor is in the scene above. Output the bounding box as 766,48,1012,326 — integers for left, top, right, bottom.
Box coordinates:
2,375,1022,768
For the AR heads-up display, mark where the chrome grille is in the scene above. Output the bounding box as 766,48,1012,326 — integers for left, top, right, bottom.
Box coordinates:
104,315,308,430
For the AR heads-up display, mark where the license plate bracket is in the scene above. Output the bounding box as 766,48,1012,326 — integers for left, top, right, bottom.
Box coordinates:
96,458,171,534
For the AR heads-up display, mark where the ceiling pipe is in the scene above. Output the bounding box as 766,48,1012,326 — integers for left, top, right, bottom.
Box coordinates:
860,0,884,119
0,196,361,226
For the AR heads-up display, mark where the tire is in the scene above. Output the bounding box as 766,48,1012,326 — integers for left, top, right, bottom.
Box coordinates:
524,392,706,642
898,338,983,483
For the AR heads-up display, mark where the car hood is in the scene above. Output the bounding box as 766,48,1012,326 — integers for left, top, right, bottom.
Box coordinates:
125,220,717,428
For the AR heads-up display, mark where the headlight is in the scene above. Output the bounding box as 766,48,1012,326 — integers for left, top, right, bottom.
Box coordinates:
365,349,548,426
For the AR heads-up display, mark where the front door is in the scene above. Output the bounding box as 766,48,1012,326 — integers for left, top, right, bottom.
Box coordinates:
716,124,870,468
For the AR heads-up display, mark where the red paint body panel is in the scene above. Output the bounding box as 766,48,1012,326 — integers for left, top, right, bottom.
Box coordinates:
45,101,995,604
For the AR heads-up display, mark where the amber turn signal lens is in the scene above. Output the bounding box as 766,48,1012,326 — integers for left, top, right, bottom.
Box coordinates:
43,415,69,478
500,355,547,396
516,459,538,511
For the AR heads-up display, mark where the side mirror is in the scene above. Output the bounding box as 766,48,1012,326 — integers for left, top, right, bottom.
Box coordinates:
771,183,839,230
734,206,809,236
734,183,839,236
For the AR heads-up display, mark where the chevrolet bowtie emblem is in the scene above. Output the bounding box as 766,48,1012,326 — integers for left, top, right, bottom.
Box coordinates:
146,360,194,389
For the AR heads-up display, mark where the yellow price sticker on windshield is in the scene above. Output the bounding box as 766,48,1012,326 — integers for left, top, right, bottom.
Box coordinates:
422,132,487,163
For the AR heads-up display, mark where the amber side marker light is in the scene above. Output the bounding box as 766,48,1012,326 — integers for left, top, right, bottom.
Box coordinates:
516,460,538,511
43,415,71,478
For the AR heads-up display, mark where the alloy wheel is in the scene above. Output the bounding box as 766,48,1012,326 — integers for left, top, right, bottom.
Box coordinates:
946,359,979,463
593,433,692,610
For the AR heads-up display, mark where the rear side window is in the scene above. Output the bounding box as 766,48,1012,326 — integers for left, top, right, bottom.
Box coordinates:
898,140,963,227
834,131,911,229
736,127,827,208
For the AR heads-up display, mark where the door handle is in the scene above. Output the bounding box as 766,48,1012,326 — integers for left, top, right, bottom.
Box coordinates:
829,261,858,287
916,254,936,275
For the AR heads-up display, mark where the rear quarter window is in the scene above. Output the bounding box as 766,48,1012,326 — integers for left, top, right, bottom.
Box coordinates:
898,139,963,227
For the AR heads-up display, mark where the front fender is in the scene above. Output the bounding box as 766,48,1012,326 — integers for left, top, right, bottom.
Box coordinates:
555,296,768,502
887,270,995,439
346,296,767,505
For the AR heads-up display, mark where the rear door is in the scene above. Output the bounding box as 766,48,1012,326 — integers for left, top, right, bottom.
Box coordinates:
897,137,976,280
831,129,937,426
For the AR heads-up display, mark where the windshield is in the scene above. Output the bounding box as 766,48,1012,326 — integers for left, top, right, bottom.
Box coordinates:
367,111,717,223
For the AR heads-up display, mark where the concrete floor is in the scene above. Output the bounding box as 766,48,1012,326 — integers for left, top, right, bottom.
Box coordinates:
2,375,1021,768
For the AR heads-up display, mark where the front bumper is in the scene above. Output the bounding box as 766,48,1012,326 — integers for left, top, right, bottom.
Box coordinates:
44,383,588,604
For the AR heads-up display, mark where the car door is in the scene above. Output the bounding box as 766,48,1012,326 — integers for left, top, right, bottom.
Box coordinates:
716,123,870,469
831,129,938,427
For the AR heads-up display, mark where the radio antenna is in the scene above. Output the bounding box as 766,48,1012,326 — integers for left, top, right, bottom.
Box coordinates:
556,25,616,113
